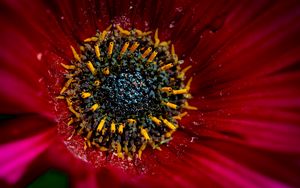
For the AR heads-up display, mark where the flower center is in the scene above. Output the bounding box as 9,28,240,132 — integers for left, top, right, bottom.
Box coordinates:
57,25,197,159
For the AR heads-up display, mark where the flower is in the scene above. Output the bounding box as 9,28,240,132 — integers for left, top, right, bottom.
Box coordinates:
1,0,300,187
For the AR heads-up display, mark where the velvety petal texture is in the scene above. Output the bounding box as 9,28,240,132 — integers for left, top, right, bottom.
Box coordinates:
0,0,300,187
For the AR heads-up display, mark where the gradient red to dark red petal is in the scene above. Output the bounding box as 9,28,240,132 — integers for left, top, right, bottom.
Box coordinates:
0,0,300,187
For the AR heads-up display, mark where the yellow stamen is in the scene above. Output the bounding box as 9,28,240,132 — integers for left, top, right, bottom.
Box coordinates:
159,41,170,47
65,97,72,106
171,44,176,56
172,89,188,95
86,131,93,140
116,25,131,35
154,29,160,47
70,46,81,62
127,119,137,124
130,42,140,52
68,106,81,118
173,111,188,120
186,77,193,91
160,63,174,71
100,30,108,41
135,29,152,36
100,146,108,151
160,87,173,92
111,121,116,133
105,24,112,31
120,42,129,56
118,123,125,134
90,103,99,111
165,130,175,138
84,37,98,42
182,102,198,110
116,142,124,159
97,116,107,132
81,92,91,98
94,80,101,86
138,142,147,159
178,65,192,79
102,67,110,75
67,118,73,126
94,44,100,60
86,61,97,75
60,79,73,94
80,46,85,51
108,42,114,56
140,128,150,140
162,118,177,130
147,51,158,62
141,47,152,59
61,63,75,70
149,115,161,125
56,96,65,99
162,101,177,109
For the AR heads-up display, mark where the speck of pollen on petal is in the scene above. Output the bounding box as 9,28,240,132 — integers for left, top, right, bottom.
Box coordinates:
57,24,197,160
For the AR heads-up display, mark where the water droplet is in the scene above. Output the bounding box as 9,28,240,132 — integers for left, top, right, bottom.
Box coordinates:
36,53,42,61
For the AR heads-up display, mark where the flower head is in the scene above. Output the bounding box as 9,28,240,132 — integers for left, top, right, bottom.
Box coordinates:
1,0,300,187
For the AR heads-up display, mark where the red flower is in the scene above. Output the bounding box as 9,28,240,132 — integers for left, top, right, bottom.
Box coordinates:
1,0,300,187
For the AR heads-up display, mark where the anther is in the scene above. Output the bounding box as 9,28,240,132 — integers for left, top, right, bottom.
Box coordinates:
149,115,161,126
97,116,107,132
154,29,160,47
135,29,152,36
90,103,99,112
162,118,177,130
84,37,98,42
173,111,188,120
162,101,177,109
102,67,110,75
86,61,97,75
60,79,73,94
160,87,173,92
127,119,137,124
186,77,193,91
108,42,114,57
111,121,116,133
172,89,188,95
138,142,147,159
120,42,129,57
147,51,158,62
140,128,150,140
67,118,74,126
178,65,192,79
130,42,140,52
70,46,81,62
61,63,75,70
116,25,131,35
160,63,174,71
81,92,92,98
116,142,124,159
118,123,125,134
94,80,101,86
68,106,81,118
94,44,101,60
182,101,198,110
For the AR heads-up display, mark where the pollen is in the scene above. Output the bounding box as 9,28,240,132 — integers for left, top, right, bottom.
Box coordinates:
59,25,197,160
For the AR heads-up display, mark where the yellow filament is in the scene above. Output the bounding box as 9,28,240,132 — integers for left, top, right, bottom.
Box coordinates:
61,63,75,70
160,87,173,92
127,119,136,124
94,80,101,86
56,96,64,99
141,47,152,58
100,30,107,41
173,111,188,120
171,44,176,56
97,116,107,132
160,63,174,71
94,44,100,60
154,29,160,47
172,89,188,95
116,142,124,159
67,118,73,126
81,92,91,98
178,65,192,79
147,51,158,62
116,25,131,35
60,79,73,94
118,123,125,134
102,67,110,75
100,146,108,151
90,103,99,111
186,77,193,91
68,106,81,118
80,46,85,51
70,46,81,62
162,118,177,130
138,142,147,159
130,42,140,52
149,116,161,125
162,101,177,109
111,122,116,133
84,37,98,42
140,128,150,140
159,41,170,47
182,102,198,110
165,130,175,138
86,61,97,75
120,42,129,56
66,98,72,106
105,24,112,31
108,42,114,56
